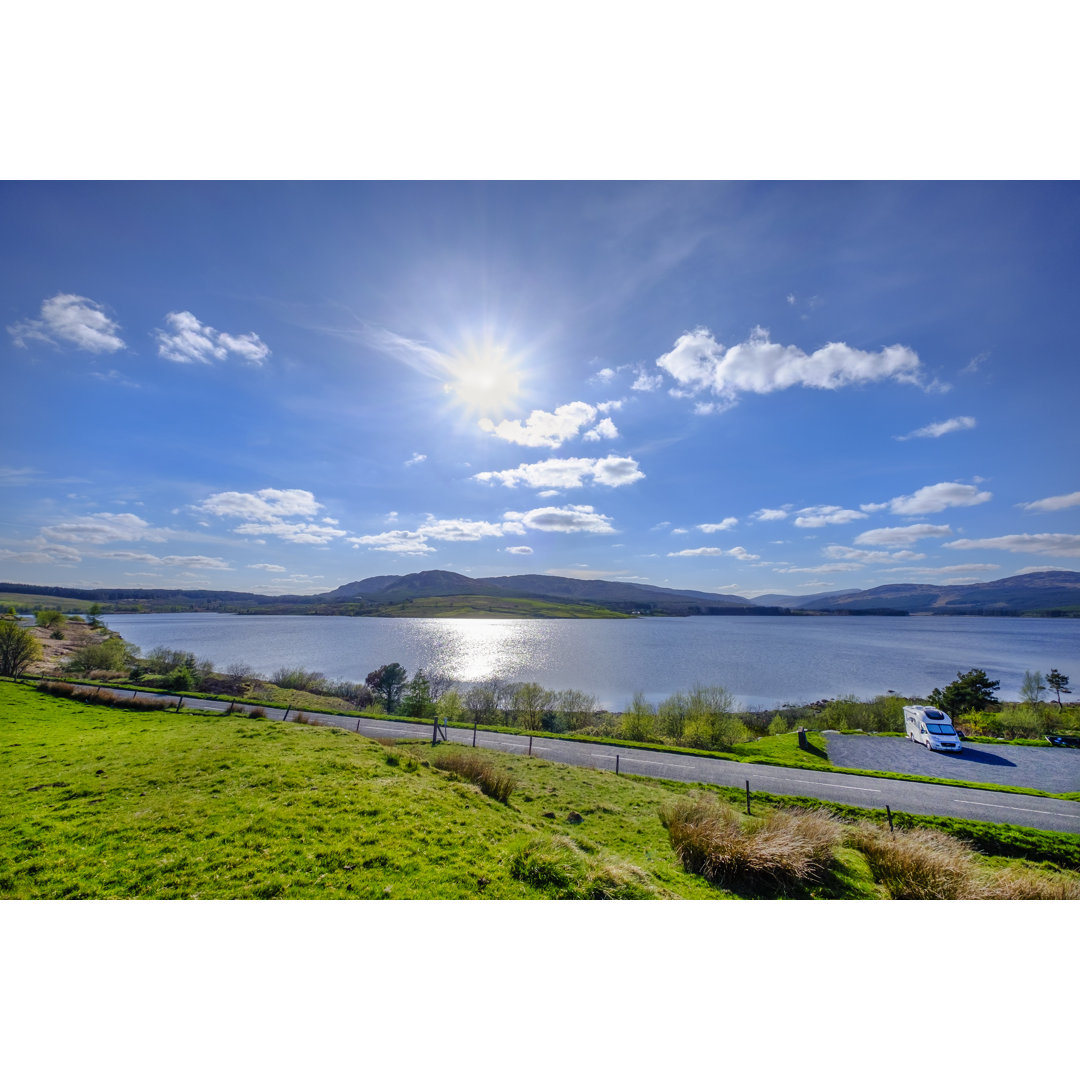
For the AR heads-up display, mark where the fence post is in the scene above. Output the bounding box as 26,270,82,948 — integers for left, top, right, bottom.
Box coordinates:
528,735,533,756
283,706,291,722
432,716,439,746
355,716,362,732
473,720,477,747
886,805,894,833
615,754,619,776
175,696,183,712
745,779,751,816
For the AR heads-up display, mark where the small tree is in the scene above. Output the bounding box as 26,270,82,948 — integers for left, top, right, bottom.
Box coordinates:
402,669,435,718
510,682,552,730
928,669,1000,716
365,662,408,713
1046,669,1072,710
35,609,66,630
0,620,42,678
620,691,657,742
1020,670,1046,706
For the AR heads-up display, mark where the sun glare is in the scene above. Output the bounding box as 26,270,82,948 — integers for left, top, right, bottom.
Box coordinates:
443,334,524,417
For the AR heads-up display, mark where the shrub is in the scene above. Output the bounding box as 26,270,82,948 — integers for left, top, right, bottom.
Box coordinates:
66,636,136,675
433,748,516,803
246,707,266,719
619,692,657,742
0,620,43,678
35,609,66,630
659,796,842,886
35,681,170,712
271,667,327,693
768,714,790,736
507,835,654,899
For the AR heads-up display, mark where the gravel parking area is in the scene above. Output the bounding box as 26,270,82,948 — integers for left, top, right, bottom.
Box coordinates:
825,733,1080,794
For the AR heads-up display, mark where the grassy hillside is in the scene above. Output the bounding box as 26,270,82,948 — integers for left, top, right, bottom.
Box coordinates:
3,681,1077,899
366,594,632,618
0,592,98,613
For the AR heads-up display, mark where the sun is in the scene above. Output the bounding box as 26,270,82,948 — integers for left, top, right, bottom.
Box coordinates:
442,333,525,417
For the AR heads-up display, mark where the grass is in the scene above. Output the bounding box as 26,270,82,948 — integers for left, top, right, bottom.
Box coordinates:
2,679,1077,899
0,592,98,613
368,594,632,619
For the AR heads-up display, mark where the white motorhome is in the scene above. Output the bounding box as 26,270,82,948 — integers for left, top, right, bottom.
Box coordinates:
904,705,962,752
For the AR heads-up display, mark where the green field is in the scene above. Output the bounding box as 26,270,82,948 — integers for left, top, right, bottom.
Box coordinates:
0,592,97,613
366,594,632,618
3,680,1077,899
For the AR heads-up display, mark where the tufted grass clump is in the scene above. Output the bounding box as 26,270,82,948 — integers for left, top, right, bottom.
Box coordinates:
507,834,655,899
660,796,843,886
848,822,1080,899
36,681,171,712
433,748,516,803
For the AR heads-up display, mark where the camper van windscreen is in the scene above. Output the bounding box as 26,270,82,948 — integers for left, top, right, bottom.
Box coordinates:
924,709,945,720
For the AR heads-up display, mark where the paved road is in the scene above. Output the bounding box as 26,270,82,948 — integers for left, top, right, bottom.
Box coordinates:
73,684,1080,834
826,733,1080,794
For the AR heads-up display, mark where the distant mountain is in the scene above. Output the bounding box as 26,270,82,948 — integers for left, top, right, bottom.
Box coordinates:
749,589,861,608
802,572,1080,615
322,570,761,615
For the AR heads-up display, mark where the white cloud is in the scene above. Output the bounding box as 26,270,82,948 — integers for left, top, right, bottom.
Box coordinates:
234,522,347,545
197,488,323,522
405,453,427,467
505,546,534,555
503,504,616,534
582,417,619,441
98,551,232,570
156,311,270,366
1019,491,1080,513
351,515,517,555
248,563,287,572
779,563,864,574
794,506,868,528
8,293,126,354
671,528,689,535
943,534,1080,557
593,367,615,382
822,545,925,563
479,401,600,448
40,512,169,545
907,563,1001,575
855,524,954,547
632,370,664,392
654,326,923,408
0,544,82,565
473,454,644,490
895,416,976,440
668,546,758,560
752,507,790,522
697,518,738,533
863,482,992,517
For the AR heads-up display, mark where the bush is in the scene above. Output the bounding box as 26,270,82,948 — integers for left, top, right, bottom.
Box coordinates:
271,667,327,693
35,609,66,630
433,748,516,803
67,636,136,675
768,714,790,736
660,796,842,886
507,835,654,899
35,681,170,712
619,692,657,742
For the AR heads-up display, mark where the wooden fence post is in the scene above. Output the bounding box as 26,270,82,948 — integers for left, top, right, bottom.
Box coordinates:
745,780,751,815
886,805,894,833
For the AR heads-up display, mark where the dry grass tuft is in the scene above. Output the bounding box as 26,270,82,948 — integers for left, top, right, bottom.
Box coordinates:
507,834,655,899
659,796,842,886
847,822,1080,900
433,748,516,804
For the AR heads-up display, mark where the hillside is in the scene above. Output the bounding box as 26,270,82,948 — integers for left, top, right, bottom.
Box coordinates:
802,572,1080,615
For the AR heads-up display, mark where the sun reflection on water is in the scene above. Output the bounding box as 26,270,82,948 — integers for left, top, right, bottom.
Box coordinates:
404,619,552,682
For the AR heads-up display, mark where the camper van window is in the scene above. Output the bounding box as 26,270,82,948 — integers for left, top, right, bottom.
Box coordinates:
926,723,956,735
925,710,945,720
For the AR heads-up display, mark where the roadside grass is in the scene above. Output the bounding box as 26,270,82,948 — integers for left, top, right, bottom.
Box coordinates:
3,680,1077,900
23,675,1076,803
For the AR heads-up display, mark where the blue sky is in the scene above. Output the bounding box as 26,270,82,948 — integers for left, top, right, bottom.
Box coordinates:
2,181,1078,598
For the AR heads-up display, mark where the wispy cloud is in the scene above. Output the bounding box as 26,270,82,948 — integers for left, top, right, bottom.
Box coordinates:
697,518,738,533
668,545,758,560
503,504,616,535
156,311,270,366
404,453,427,467
861,482,992,516
943,534,1080,557
854,524,954,547
195,488,345,545
97,551,232,570
473,454,644,490
1018,491,1080,513
8,293,126,354
794,506,867,528
40,512,170,545
895,416,976,440
654,325,923,409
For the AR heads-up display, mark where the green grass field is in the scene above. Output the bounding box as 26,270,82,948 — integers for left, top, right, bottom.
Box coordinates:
0,592,97,613
3,680,1077,899
367,594,631,618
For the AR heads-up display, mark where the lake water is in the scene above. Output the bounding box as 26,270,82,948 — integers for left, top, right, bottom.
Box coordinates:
100,613,1080,711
